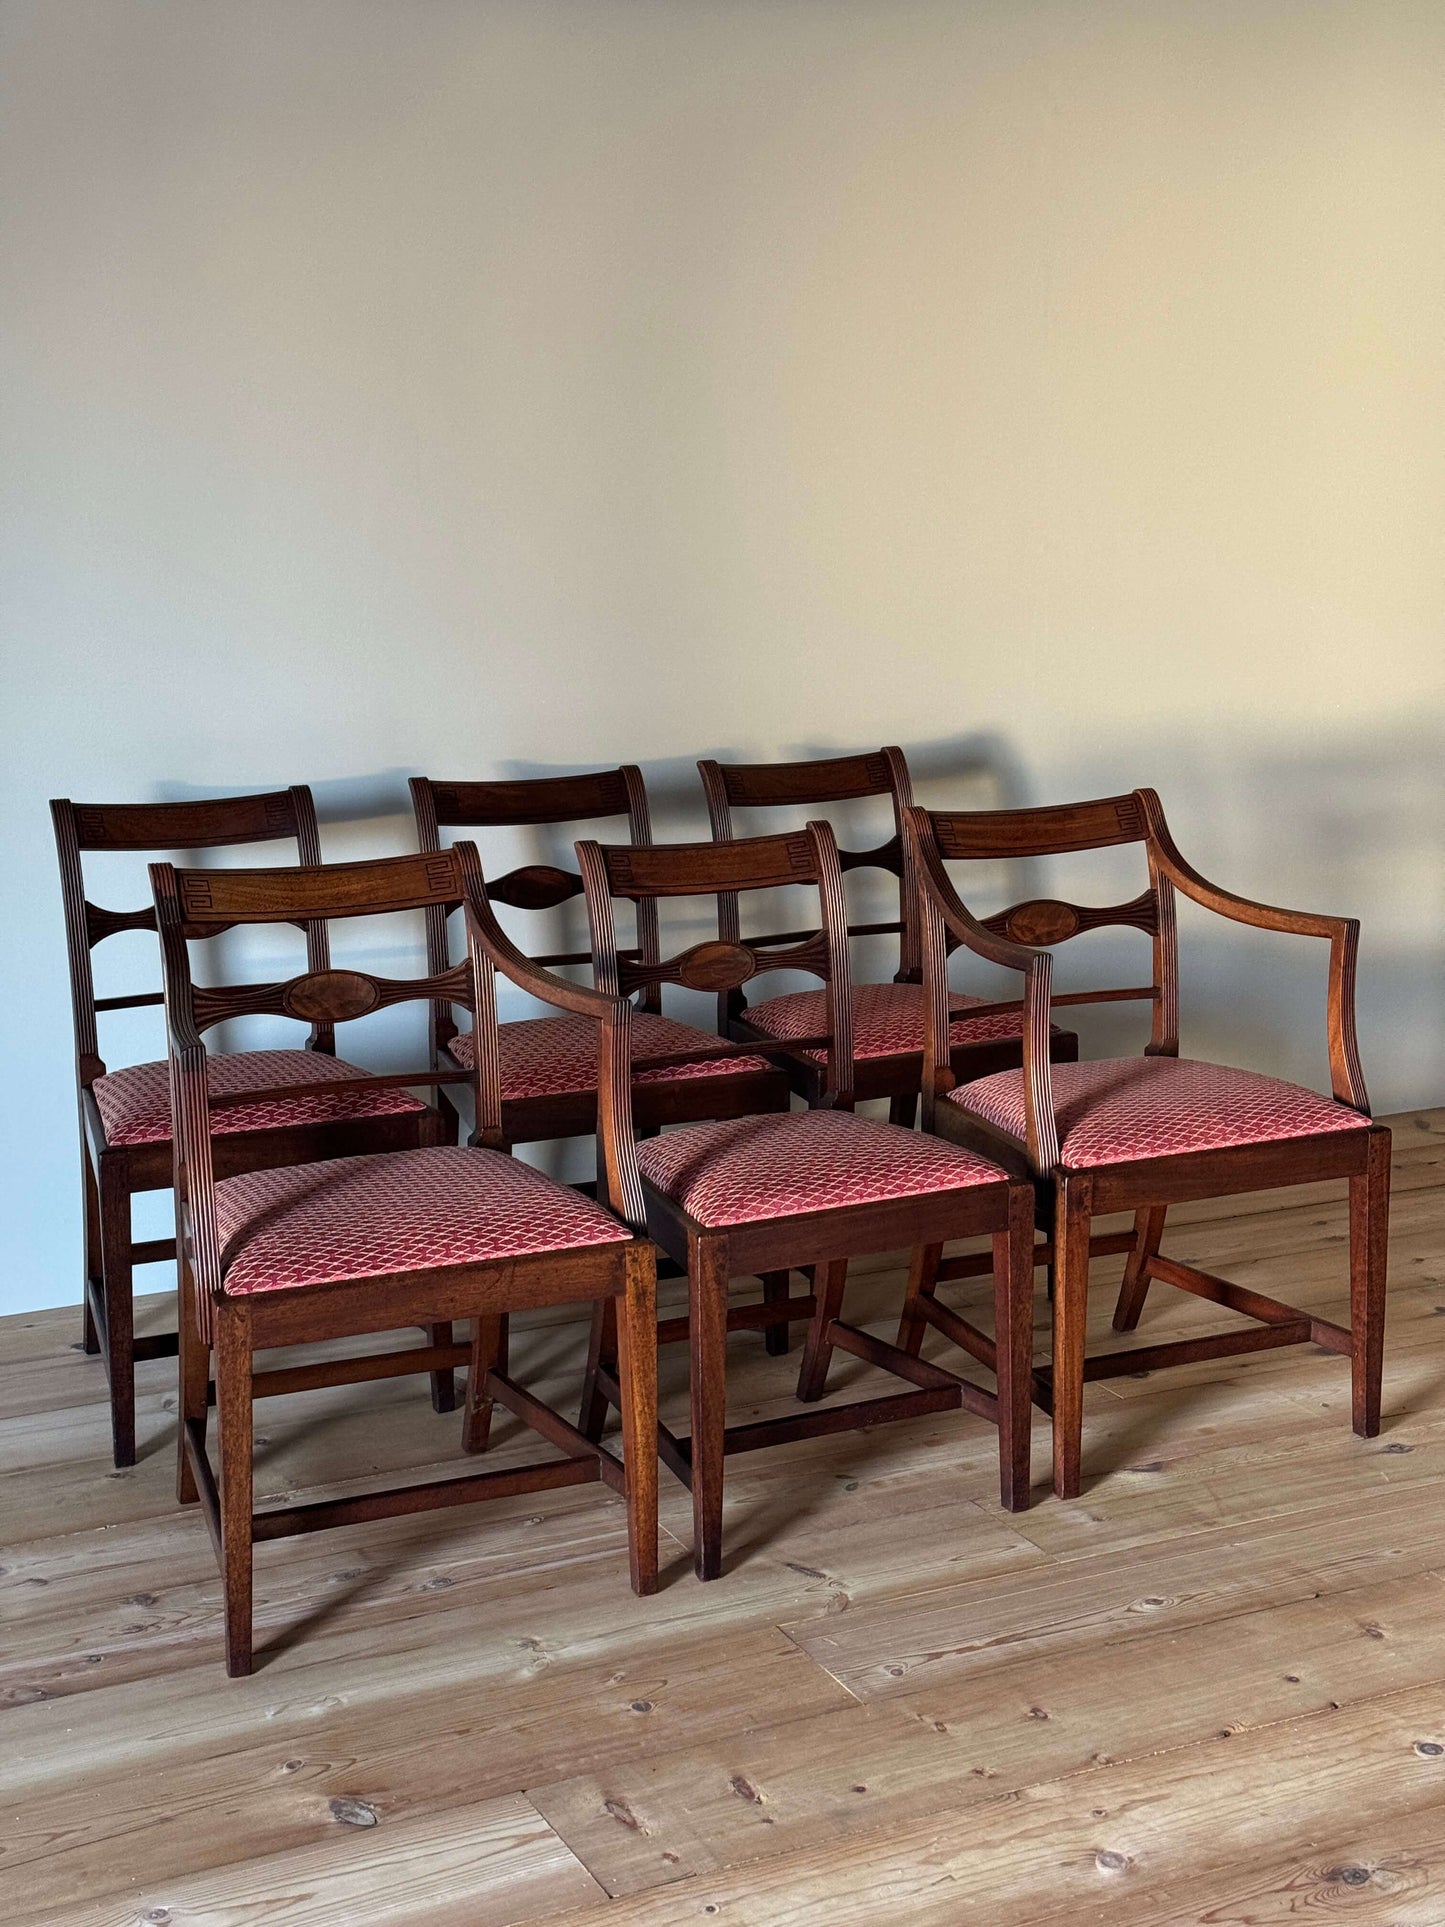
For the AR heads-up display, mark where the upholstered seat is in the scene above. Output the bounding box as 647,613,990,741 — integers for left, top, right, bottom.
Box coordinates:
447,1011,769,1094
214,1145,631,1296
92,1049,425,1148
947,1056,1368,1169
740,980,1026,1065
636,1107,1006,1229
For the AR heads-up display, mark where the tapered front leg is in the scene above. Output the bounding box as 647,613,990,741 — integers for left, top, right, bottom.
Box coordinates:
689,1235,731,1581
615,1244,660,1596
994,1183,1037,1512
1350,1128,1391,1438
216,1301,255,1678
426,1322,459,1413
1112,1206,1167,1332
1051,1175,1092,1501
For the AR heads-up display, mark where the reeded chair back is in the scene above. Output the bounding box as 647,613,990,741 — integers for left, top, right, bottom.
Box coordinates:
152,842,657,1673
411,769,789,1149
699,748,1078,1115
906,788,1386,1500
51,788,443,1467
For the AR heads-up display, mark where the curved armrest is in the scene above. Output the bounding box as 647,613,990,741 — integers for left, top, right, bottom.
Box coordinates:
1138,790,1368,1112
1138,790,1352,941
902,808,1040,975
462,886,623,1024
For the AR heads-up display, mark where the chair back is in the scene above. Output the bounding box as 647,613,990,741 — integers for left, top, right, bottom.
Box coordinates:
51,787,334,1089
577,826,860,1105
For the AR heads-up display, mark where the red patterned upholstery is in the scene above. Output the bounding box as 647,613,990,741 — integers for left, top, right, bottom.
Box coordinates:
636,1108,1007,1229
93,1050,424,1148
947,1056,1368,1168
448,1012,769,1095
214,1146,630,1295
742,981,1026,1064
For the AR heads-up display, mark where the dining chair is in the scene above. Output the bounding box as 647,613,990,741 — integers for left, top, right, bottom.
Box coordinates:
152,841,658,1676
904,790,1390,1500
573,822,1037,1578
52,789,455,1468
698,747,1080,1129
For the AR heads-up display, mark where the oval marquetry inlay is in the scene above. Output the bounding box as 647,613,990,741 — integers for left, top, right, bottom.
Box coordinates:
1005,899,1081,946
490,865,581,911
676,940,758,992
281,969,381,1023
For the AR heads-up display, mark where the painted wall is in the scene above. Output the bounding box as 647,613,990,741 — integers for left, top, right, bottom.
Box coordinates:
3,0,1442,1315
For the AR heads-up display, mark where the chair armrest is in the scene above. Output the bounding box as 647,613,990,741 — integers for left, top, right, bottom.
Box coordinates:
1138,790,1369,1111
462,887,624,1024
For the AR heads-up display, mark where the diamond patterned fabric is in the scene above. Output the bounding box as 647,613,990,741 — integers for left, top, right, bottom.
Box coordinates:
214,1145,631,1295
636,1107,1007,1229
742,980,1026,1065
94,1050,423,1148
946,1056,1367,1168
447,1011,770,1094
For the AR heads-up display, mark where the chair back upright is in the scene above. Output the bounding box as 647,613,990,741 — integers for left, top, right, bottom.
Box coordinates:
51,787,335,1093
577,825,859,1107
697,748,915,1033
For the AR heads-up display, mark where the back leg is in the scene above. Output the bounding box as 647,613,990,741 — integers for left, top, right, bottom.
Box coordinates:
897,1244,942,1358
1112,1206,1168,1333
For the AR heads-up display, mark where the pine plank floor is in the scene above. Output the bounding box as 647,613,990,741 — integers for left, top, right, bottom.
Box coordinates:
4,1108,1443,1925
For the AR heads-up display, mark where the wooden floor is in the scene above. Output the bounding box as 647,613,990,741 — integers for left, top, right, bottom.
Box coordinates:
6,1110,1445,1925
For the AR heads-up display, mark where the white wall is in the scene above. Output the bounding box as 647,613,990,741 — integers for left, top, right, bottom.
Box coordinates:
3,0,1442,1315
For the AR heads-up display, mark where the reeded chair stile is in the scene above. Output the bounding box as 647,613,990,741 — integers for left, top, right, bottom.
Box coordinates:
153,842,658,1676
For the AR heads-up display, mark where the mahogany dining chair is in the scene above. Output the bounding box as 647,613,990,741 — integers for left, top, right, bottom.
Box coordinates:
152,841,658,1676
903,790,1390,1500
52,789,454,1467
573,822,1037,1578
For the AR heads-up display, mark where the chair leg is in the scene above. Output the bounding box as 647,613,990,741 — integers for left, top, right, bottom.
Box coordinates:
175,1248,208,1506
81,1154,103,1354
761,1271,791,1356
995,1184,1036,1512
888,1092,919,1129
216,1300,255,1678
578,1299,618,1442
98,1159,136,1469
1112,1206,1168,1332
1052,1176,1092,1501
690,1236,731,1581
462,1316,504,1453
796,1259,849,1403
426,1322,459,1413
1350,1128,1391,1439
897,1243,942,1358
615,1244,660,1596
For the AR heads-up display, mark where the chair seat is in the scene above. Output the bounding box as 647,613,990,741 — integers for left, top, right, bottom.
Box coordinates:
92,1050,425,1148
741,980,1027,1065
636,1108,1007,1230
946,1056,1369,1169
214,1145,631,1296
447,1011,769,1097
